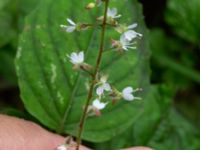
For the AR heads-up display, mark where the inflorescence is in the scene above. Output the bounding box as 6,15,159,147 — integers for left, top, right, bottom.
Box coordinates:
58,0,143,149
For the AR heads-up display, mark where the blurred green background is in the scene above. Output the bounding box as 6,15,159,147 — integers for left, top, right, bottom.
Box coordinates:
0,0,200,149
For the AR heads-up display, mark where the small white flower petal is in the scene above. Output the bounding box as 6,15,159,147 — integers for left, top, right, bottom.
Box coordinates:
70,53,79,64
123,86,133,94
68,51,84,65
92,99,107,110
122,86,135,101
107,8,116,17
113,14,122,18
69,53,77,64
57,145,66,150
96,86,104,95
61,18,77,33
124,30,137,41
67,18,76,26
124,30,142,41
61,25,73,32
66,26,76,33
103,83,111,91
123,93,134,101
77,51,84,63
120,34,128,44
60,24,67,28
128,23,137,29
107,8,121,19
122,46,128,51
60,24,76,33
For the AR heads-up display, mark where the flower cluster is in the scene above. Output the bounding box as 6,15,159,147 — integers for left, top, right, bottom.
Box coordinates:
67,50,142,115
58,1,143,150
61,1,142,117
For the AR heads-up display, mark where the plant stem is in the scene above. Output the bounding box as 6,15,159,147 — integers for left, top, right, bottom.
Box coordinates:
75,1,110,149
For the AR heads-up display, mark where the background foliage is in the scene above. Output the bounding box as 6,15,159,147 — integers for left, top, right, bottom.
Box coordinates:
0,0,200,149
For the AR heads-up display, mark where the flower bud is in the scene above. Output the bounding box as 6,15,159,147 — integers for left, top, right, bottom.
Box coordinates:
85,2,96,10
111,39,122,51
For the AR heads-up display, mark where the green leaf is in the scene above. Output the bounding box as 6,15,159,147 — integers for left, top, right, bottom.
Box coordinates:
16,0,150,142
165,0,200,44
0,11,16,47
94,85,173,149
149,29,200,85
94,86,200,150
0,0,9,9
132,86,200,150
147,109,200,150
0,49,17,85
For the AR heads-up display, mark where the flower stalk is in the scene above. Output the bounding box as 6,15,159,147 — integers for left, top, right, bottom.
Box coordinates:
75,0,110,149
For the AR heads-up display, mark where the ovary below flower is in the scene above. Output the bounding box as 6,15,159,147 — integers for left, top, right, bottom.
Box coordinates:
122,86,142,101
96,76,111,96
60,18,76,33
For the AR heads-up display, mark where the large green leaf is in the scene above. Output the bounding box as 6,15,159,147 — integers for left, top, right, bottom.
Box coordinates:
165,0,200,44
149,29,200,85
94,86,200,150
16,0,150,142
94,85,173,149
147,109,200,150
0,49,17,84
0,11,16,47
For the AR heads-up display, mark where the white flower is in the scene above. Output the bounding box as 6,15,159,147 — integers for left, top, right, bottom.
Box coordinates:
92,99,107,110
115,22,142,41
122,86,142,101
123,30,142,41
96,76,111,96
107,8,121,19
122,86,135,101
89,99,108,116
126,23,142,40
57,145,66,150
60,18,76,33
114,22,142,50
68,51,84,65
127,23,138,30
119,35,136,51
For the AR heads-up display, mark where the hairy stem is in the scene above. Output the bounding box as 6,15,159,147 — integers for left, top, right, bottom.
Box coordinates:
75,1,110,149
